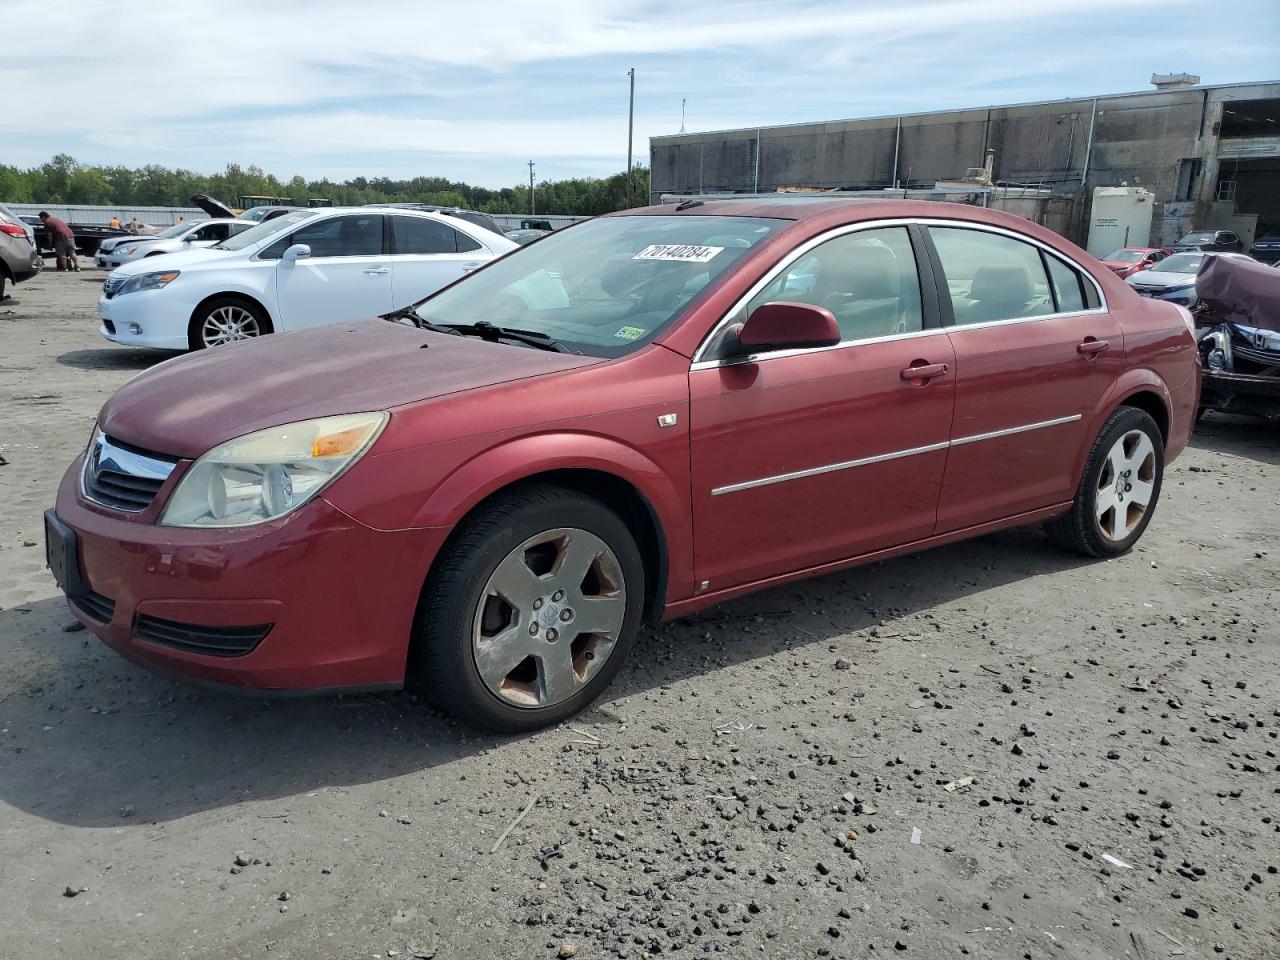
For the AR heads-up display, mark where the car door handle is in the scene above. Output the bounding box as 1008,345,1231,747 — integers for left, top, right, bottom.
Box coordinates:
363,267,390,276
461,262,482,273
1077,338,1110,357
900,361,949,383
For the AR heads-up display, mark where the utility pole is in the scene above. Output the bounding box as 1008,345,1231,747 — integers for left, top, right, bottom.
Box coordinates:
680,98,686,134
527,160,535,215
626,67,635,208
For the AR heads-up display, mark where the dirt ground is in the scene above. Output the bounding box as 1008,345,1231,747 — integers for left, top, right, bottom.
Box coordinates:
0,264,1277,960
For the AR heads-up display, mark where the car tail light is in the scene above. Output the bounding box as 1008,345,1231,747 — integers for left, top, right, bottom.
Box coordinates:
0,223,27,237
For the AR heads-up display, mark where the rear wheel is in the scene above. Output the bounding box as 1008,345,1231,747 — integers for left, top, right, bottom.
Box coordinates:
411,484,645,732
1047,407,1164,557
188,297,270,350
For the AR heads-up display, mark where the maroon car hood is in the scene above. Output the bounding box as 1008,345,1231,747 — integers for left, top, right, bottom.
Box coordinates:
99,321,599,458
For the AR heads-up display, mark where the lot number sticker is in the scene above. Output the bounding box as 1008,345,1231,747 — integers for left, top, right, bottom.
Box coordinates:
633,244,724,263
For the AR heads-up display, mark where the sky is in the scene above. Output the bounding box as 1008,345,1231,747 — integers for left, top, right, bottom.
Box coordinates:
7,0,1278,190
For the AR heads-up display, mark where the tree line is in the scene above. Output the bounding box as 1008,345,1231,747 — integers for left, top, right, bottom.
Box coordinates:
0,154,652,217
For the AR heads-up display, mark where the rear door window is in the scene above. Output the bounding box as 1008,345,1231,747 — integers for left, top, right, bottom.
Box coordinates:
391,215,471,254
1045,255,1086,313
928,227,1054,325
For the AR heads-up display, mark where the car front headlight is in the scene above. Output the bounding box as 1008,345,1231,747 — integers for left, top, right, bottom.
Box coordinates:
160,412,388,528
117,269,178,295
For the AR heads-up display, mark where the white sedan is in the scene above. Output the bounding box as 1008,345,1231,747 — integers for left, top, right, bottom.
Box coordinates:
97,207,519,351
95,219,256,270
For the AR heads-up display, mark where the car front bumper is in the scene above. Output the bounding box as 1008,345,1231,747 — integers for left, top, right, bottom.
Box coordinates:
1130,286,1197,307
98,288,193,350
50,457,447,692
1201,369,1280,421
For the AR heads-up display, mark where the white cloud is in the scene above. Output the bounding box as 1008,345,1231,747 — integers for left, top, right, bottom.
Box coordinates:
4,0,1271,186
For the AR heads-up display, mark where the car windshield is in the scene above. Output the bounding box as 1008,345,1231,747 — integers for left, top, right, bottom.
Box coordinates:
1178,232,1215,244
212,210,316,250
154,222,193,239
410,215,782,357
1105,249,1144,263
239,207,279,222
1154,253,1205,274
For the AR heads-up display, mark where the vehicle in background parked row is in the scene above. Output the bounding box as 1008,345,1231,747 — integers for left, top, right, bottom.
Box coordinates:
1125,251,1254,306
50,198,1199,731
1171,229,1244,253
1099,246,1171,279
0,204,42,298
1248,229,1280,264
95,219,255,269
97,206,517,350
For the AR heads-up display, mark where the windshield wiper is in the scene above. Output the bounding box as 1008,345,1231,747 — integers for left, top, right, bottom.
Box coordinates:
427,320,576,353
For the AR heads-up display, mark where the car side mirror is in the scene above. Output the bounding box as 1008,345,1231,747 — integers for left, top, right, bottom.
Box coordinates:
182,235,196,242
282,243,311,262
732,301,841,356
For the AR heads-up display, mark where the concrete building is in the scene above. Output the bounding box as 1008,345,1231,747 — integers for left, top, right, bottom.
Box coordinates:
650,76,1280,249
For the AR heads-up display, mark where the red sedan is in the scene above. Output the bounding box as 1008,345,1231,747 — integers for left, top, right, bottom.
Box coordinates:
46,199,1200,731
1100,246,1172,279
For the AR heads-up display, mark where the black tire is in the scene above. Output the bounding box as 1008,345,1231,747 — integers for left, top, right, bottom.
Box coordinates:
187,296,272,351
1046,406,1164,557
411,484,645,732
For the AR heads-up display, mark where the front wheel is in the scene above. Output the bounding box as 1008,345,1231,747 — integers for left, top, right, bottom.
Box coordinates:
188,297,270,350
1046,407,1164,557
412,485,645,732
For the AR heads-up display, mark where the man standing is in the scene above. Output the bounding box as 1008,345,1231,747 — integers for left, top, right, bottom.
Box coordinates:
109,214,121,229
38,212,79,272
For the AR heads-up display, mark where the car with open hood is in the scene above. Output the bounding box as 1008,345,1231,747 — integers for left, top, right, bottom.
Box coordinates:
48,198,1200,731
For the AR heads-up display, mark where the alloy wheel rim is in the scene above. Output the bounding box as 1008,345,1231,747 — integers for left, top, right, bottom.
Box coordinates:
1095,429,1156,541
202,305,260,347
472,527,626,709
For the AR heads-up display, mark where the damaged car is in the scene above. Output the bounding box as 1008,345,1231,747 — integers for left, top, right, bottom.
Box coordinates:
1194,254,1280,421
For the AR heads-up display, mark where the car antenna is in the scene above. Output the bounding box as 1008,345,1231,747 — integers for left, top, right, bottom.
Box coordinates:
675,199,704,211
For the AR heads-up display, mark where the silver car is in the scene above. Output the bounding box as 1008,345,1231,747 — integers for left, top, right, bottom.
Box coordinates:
0,202,42,300
95,218,255,269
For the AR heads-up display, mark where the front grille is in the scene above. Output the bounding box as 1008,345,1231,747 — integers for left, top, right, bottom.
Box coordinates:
83,432,178,512
103,318,116,334
134,615,271,657
102,275,126,298
75,591,116,623
1232,343,1280,367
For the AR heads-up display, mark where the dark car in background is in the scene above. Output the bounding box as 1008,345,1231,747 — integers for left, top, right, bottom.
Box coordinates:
1248,230,1280,264
21,214,128,257
1172,229,1245,253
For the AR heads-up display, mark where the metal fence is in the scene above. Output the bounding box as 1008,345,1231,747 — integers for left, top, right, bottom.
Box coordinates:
5,203,208,227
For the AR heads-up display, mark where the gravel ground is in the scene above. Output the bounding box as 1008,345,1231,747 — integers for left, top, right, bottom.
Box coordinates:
1,265,1277,960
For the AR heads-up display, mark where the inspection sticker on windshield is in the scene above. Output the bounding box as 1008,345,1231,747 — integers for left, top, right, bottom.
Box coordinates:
633,244,724,263
614,325,646,341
